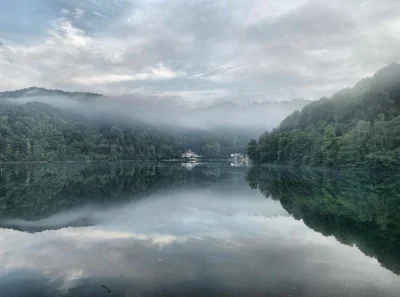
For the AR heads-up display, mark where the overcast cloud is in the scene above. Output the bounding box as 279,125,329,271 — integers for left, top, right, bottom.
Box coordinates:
0,0,399,102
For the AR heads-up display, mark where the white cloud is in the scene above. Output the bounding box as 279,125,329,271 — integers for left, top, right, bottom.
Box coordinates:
73,8,85,20
48,18,89,47
1,0,400,101
92,11,108,19
72,74,138,85
147,63,184,79
72,64,185,85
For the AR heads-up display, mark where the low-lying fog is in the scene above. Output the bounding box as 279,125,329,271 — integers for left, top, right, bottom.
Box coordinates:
2,90,310,134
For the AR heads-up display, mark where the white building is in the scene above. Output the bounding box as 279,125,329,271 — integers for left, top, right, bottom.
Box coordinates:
230,153,245,159
181,149,199,158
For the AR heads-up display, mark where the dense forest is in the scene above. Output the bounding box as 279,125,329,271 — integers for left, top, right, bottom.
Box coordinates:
0,100,250,162
247,63,400,169
246,166,400,275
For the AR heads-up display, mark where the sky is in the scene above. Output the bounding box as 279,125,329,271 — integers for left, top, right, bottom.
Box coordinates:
0,0,399,103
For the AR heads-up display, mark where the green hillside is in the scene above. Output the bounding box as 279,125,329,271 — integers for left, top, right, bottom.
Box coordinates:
0,101,249,162
247,63,400,169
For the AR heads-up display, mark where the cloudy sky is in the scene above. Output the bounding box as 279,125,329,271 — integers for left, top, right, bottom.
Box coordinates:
0,0,399,102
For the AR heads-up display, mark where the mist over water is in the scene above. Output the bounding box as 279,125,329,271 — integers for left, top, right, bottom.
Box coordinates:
0,162,400,297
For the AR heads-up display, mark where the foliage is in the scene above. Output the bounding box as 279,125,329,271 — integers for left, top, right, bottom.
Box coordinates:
0,101,249,161
246,166,400,275
247,63,400,169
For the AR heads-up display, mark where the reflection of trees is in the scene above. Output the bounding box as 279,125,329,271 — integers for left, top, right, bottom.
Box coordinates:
246,166,400,275
0,162,245,221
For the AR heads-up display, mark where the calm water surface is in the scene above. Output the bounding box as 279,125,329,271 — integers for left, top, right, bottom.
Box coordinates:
0,162,399,297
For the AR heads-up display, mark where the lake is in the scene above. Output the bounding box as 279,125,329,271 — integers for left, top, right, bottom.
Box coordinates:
0,162,400,297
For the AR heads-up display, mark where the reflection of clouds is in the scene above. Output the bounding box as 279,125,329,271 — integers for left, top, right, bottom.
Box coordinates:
1,188,400,296
1,189,288,236
100,190,290,235
2,218,400,296
60,229,185,246
55,268,85,294
0,226,189,295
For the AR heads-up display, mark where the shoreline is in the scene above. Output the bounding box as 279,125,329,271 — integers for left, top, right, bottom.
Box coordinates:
0,158,236,165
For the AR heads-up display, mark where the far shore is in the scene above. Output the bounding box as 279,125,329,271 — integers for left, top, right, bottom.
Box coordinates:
0,158,240,165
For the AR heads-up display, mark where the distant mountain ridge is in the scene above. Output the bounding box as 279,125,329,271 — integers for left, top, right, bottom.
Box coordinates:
0,87,103,99
0,86,310,135
191,98,312,113
185,98,311,133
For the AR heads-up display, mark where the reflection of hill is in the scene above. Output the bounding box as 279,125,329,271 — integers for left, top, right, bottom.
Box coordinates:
0,217,95,233
0,162,245,221
246,166,400,275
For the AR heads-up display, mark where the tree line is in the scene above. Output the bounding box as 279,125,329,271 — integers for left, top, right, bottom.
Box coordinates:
247,63,400,169
0,101,249,162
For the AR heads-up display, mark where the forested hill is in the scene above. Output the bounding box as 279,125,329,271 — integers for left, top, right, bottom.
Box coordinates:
0,100,251,162
0,87,102,99
247,63,400,169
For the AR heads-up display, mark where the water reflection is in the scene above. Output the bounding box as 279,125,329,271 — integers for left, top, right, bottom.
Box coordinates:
246,166,400,275
0,163,400,296
0,162,244,221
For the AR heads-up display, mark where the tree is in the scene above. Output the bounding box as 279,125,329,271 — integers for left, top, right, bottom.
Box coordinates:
321,125,337,166
204,141,221,158
246,139,258,162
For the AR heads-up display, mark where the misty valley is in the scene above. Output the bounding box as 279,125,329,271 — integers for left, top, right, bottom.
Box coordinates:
2,0,400,295
0,86,309,162
1,64,400,296
2,64,400,171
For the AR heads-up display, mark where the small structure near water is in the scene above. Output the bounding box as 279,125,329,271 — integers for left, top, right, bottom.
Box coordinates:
230,153,249,167
230,153,245,159
181,149,199,159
